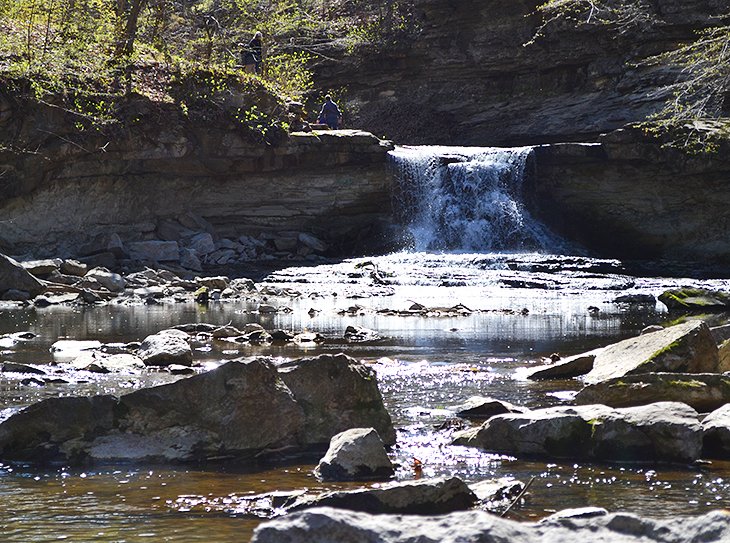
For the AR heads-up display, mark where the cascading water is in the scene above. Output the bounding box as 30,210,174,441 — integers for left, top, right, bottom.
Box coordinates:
389,146,567,253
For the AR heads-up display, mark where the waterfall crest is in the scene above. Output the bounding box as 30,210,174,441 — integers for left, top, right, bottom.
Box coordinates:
389,146,566,253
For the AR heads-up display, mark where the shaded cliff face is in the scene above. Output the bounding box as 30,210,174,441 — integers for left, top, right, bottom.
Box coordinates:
531,127,730,263
0,88,393,258
316,0,728,145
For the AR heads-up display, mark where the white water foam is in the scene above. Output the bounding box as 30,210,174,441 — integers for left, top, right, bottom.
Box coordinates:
389,145,568,253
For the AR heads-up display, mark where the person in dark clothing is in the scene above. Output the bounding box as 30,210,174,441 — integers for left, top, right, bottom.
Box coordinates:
242,31,263,74
318,95,342,129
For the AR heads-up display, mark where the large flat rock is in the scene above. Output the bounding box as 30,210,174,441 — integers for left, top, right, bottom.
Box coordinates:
453,402,702,464
251,507,730,543
583,321,718,385
575,373,730,412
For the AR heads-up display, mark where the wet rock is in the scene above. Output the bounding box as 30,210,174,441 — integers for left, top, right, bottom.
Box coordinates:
641,325,664,335
701,404,730,459
277,353,396,446
314,427,394,482
0,362,47,375
71,352,145,373
251,508,730,543
614,294,656,305
289,477,477,515
659,288,730,311
34,293,79,306
453,402,702,464
0,253,45,298
174,323,219,333
293,332,325,344
344,325,380,342
212,325,243,339
2,289,32,301
270,330,295,343
540,507,610,523
454,396,527,420
137,332,193,366
0,396,118,462
168,364,195,375
258,304,278,314
575,373,730,412
85,267,126,293
21,259,61,277
583,321,719,385
60,259,88,277
468,478,524,507
526,352,597,381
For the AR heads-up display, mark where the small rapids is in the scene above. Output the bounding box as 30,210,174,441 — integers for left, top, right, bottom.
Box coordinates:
389,146,568,253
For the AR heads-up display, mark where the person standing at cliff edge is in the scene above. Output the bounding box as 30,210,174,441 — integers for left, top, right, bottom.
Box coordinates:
318,95,342,129
242,31,263,74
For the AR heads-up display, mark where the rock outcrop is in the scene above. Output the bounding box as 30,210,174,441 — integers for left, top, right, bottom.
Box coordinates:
251,508,730,543
0,252,44,298
0,353,394,464
453,402,702,463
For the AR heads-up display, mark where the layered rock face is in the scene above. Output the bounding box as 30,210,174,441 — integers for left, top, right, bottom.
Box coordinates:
531,128,730,261
0,92,393,257
317,0,727,145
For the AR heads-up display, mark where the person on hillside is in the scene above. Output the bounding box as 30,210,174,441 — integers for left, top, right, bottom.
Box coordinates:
318,95,342,129
242,31,263,74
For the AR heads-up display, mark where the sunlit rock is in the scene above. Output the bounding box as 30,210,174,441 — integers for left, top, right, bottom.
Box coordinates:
701,404,730,459
314,427,394,482
453,402,702,464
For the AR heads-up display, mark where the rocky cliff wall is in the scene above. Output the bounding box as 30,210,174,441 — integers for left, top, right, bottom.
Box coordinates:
0,93,393,259
531,127,730,263
317,0,728,145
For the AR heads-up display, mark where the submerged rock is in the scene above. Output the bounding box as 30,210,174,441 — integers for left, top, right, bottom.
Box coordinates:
289,477,477,515
582,321,719,385
251,508,730,543
526,352,597,381
575,373,730,412
314,427,394,482
453,402,702,464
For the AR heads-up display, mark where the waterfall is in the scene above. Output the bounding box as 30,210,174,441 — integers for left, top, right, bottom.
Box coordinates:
388,145,566,253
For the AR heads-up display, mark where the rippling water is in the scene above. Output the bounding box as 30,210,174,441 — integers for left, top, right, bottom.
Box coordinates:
1,252,730,541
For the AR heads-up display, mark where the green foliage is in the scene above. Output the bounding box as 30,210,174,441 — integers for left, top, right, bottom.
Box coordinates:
527,0,730,152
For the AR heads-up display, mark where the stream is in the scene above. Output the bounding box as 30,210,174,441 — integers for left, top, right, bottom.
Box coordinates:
1,146,730,541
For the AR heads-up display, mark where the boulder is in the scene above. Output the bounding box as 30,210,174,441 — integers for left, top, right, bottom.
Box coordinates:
0,355,395,465
229,278,257,293
0,252,45,297
582,321,719,385
526,352,597,381
454,396,527,420
71,352,145,373
179,248,203,272
453,402,702,464
344,325,380,342
289,477,477,515
575,373,730,412
128,240,180,262
314,427,394,481
701,404,730,459
0,362,47,375
85,267,126,293
251,508,730,543
137,332,193,366
659,288,730,311
187,232,216,256
277,353,396,446
196,276,230,290
50,340,103,362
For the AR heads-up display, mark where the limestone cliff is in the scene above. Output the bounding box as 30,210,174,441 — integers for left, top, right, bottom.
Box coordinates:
316,0,728,145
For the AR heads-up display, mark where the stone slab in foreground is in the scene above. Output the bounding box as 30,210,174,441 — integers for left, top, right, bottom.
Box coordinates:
453,402,701,463
251,507,730,543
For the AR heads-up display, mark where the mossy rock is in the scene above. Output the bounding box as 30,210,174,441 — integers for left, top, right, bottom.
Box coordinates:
658,288,730,311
